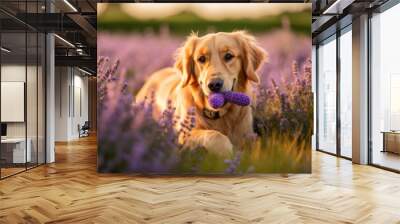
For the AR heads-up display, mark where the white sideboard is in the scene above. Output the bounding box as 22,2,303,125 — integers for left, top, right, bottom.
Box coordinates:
1,138,32,163
382,131,400,154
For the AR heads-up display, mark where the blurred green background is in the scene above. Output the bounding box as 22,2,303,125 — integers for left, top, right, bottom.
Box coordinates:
98,4,311,36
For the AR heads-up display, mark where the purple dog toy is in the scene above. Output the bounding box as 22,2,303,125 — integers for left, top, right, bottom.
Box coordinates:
209,91,251,109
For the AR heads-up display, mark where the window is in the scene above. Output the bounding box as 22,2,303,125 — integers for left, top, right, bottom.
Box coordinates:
317,35,337,154
0,1,46,179
370,3,400,171
339,27,352,158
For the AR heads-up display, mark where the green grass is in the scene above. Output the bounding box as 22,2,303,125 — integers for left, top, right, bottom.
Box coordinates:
174,132,311,174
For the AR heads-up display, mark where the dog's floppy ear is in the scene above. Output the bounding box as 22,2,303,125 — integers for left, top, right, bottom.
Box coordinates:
234,31,268,84
175,33,198,87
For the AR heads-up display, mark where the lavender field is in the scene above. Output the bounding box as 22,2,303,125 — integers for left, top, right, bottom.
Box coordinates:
97,27,312,174
98,26,311,93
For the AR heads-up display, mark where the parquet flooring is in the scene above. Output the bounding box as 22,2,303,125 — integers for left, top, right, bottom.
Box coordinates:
1,167,26,178
1,135,400,223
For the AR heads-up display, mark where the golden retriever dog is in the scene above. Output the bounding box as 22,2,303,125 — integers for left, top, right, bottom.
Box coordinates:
136,31,267,157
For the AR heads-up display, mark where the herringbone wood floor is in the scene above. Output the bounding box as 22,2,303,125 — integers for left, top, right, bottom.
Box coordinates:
1,135,400,224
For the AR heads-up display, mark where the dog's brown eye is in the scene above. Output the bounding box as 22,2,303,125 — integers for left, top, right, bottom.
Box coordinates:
224,53,234,61
198,55,206,63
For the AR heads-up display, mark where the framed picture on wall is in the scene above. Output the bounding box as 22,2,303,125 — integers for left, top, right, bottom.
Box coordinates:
1,82,25,122
97,3,312,174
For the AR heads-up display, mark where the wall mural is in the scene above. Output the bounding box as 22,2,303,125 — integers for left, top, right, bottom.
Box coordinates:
97,3,312,174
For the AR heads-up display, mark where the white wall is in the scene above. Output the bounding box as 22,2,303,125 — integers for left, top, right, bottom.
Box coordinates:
54,67,89,141
1,65,26,81
55,67,70,141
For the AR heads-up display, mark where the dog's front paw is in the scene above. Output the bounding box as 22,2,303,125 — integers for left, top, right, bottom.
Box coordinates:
203,132,233,158
183,129,233,158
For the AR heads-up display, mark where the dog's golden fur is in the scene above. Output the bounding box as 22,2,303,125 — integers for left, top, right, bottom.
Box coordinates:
136,31,267,157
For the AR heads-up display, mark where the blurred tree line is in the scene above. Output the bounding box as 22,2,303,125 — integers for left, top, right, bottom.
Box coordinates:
98,5,311,36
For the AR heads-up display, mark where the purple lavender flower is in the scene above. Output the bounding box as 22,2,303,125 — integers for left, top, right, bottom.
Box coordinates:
97,58,181,173
224,152,242,174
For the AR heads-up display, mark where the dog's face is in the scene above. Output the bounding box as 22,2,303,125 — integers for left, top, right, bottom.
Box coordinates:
192,33,243,96
175,31,267,110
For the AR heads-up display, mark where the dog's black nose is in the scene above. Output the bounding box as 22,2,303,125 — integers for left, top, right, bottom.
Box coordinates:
208,78,224,92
